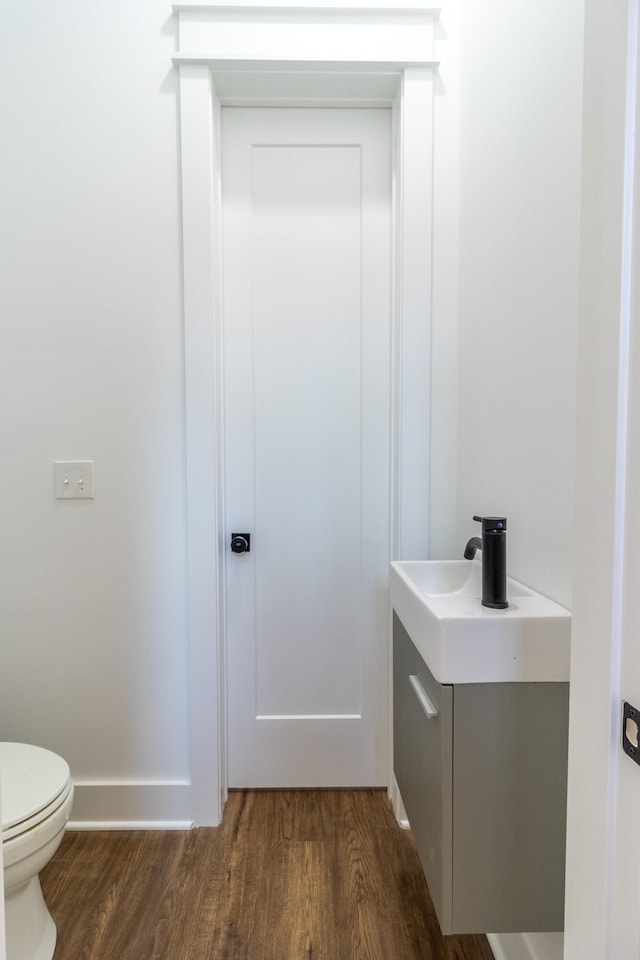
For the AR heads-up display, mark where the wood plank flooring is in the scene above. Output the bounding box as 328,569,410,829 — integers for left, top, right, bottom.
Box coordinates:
41,790,495,960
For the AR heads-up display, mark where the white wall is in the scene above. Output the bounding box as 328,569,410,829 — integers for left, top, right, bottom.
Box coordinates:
453,0,584,610
0,0,583,836
0,2,190,808
448,3,584,959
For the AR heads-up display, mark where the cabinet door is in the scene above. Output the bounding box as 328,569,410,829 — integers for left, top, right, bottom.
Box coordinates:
451,681,569,932
393,613,453,929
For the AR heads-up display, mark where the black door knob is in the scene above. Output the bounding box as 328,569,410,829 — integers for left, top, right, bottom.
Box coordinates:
230,533,251,554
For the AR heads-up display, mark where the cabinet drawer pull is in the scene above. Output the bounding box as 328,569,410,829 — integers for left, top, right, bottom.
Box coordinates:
409,674,439,719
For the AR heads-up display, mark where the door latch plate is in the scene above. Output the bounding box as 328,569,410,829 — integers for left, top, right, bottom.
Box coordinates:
622,702,640,764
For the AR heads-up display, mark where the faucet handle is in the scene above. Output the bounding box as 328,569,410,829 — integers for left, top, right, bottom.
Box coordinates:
473,515,507,531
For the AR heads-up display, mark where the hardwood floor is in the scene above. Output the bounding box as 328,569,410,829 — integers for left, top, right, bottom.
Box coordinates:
41,790,495,960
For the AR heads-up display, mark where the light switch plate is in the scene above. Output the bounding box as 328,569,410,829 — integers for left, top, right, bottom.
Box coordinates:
54,461,95,499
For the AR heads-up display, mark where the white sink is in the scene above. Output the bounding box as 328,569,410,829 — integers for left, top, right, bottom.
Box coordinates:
389,559,571,684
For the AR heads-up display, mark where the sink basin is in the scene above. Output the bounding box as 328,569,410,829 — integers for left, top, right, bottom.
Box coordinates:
389,559,571,684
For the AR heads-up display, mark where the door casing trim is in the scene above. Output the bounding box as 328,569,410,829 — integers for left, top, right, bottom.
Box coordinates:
174,3,438,824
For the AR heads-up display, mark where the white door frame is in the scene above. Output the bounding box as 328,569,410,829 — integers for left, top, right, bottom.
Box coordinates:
564,1,640,957
173,2,440,825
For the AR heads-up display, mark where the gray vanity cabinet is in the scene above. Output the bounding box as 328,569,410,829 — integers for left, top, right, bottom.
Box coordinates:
393,612,569,935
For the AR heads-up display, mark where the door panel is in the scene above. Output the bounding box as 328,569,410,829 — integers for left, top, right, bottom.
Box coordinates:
222,107,391,787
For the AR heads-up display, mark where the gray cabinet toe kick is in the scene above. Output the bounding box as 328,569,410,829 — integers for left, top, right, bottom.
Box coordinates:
392,611,569,935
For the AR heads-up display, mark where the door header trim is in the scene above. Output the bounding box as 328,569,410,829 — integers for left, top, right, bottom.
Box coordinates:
173,1,440,95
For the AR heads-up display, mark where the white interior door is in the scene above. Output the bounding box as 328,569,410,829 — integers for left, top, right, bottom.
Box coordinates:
222,107,391,788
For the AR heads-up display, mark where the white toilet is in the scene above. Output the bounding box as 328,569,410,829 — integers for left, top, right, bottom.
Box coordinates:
1,742,74,960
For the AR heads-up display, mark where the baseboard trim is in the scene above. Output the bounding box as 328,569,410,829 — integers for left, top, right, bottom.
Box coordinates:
67,780,193,830
387,774,410,829
69,820,193,830
487,934,533,960
487,933,563,960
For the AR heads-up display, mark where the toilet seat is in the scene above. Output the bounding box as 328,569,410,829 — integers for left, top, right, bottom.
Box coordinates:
3,779,74,845
1,743,72,842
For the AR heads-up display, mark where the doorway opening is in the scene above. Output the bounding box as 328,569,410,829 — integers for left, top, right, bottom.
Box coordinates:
174,3,438,824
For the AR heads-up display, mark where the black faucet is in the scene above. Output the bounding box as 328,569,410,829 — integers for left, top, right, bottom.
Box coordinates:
464,515,508,609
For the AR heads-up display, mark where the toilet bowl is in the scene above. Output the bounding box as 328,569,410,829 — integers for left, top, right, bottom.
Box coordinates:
1,742,74,960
